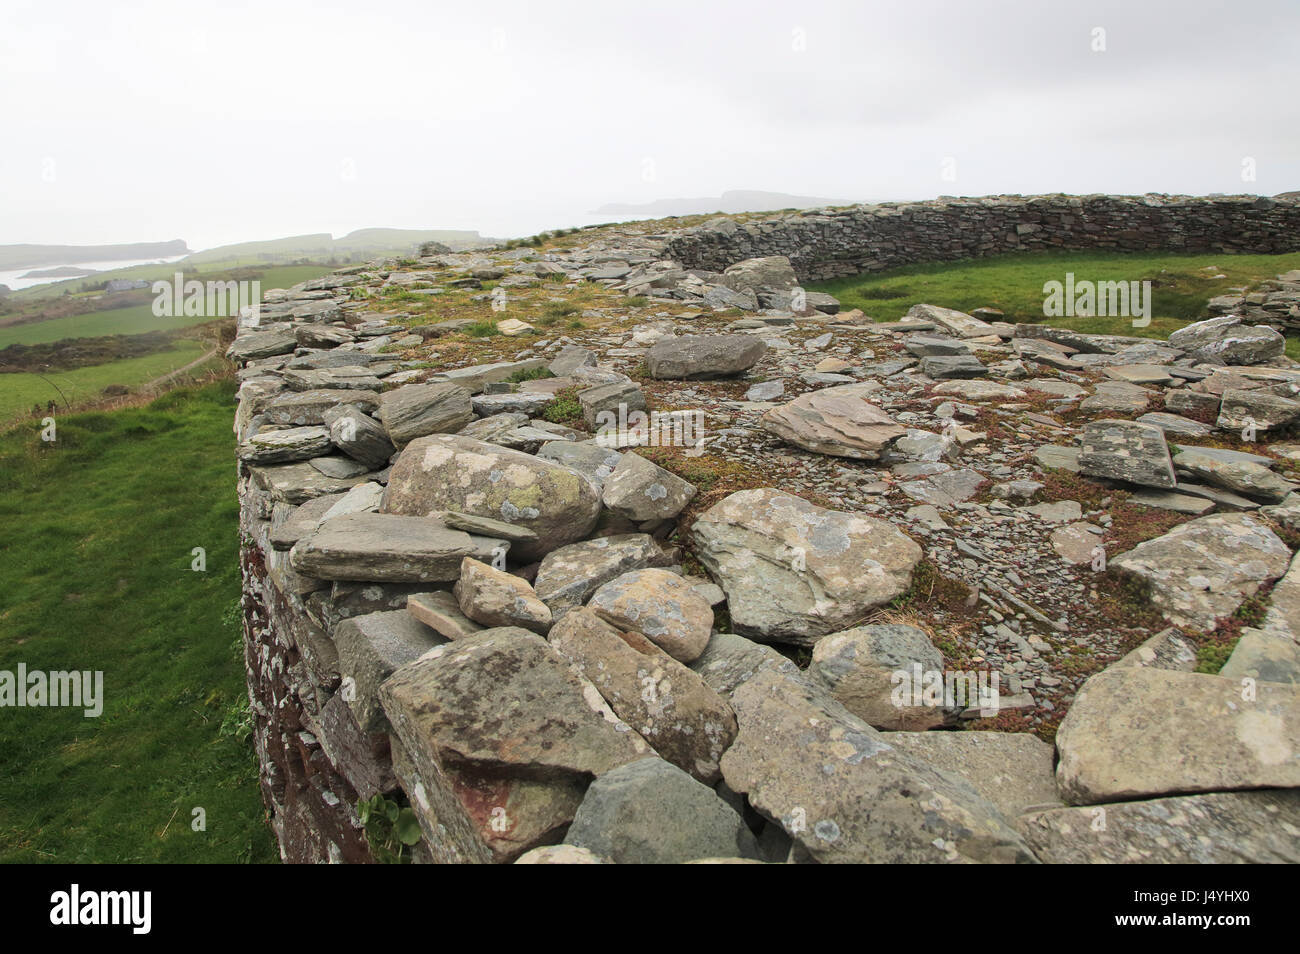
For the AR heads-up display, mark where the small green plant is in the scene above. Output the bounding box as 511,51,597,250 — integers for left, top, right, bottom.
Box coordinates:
357,794,422,863
1195,643,1234,674
465,319,499,338
625,296,649,308
218,695,254,744
542,387,583,425
505,366,555,384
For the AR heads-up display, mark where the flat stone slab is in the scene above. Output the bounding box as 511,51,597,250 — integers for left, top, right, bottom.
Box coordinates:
1134,411,1212,438
899,468,986,508
646,334,767,380
380,628,651,778
920,354,987,379
760,383,905,460
1220,627,1300,684
905,303,996,338
1019,790,1300,863
720,667,1037,863
1055,666,1300,804
1079,419,1176,489
290,512,475,582
1175,446,1296,503
1104,364,1174,385
1127,489,1215,514
1111,513,1290,629
932,380,1028,401
692,488,921,645
406,591,485,641
886,731,1061,818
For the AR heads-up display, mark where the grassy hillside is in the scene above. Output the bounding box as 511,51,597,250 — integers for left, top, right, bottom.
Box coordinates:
0,341,217,422
810,249,1300,347
0,379,276,862
0,240,190,270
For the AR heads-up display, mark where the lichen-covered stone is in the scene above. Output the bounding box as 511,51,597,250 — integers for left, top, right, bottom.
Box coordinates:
692,488,921,645
381,434,601,561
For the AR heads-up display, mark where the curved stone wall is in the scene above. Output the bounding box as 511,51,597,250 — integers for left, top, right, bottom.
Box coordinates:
662,194,1300,283
234,194,1300,865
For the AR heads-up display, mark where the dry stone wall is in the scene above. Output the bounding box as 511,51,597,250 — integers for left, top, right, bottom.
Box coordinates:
663,193,1300,282
234,193,1300,865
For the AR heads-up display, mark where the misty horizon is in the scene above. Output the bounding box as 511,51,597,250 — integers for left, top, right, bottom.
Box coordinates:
5,0,1298,250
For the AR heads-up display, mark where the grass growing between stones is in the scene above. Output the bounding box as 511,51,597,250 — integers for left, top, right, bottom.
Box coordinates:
0,379,277,863
810,249,1300,357
812,248,1300,322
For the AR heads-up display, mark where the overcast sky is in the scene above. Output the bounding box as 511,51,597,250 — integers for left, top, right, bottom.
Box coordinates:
2,0,1297,250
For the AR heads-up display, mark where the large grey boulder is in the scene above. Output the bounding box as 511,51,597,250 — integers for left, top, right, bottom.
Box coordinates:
587,569,714,663
1173,446,1295,502
600,451,696,522
1110,513,1290,629
1217,387,1300,432
1078,419,1176,489
381,434,602,561
1167,316,1285,365
378,382,474,447
563,758,760,864
720,255,798,293
760,383,906,460
549,608,736,784
721,668,1037,863
380,629,651,862
1019,790,1300,863
692,488,921,645
290,512,475,582
646,334,767,380
807,624,952,730
1055,665,1300,804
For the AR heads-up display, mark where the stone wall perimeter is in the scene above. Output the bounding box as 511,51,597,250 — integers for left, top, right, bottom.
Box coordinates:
663,194,1300,283
233,192,1300,865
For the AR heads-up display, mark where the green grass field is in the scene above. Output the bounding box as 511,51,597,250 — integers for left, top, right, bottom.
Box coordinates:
0,304,215,348
0,266,333,347
810,249,1300,351
0,341,215,422
0,380,277,862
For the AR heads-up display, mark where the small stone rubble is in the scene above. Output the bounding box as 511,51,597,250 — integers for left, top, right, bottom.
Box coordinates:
234,195,1300,864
